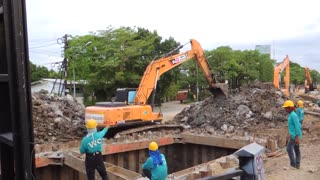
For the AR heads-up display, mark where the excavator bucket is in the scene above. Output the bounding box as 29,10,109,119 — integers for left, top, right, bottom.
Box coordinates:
209,83,228,99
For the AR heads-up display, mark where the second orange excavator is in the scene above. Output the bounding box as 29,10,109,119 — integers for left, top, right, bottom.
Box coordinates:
273,55,290,97
85,39,228,131
304,67,315,93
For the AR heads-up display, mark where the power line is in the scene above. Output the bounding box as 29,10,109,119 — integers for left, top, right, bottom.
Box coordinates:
29,51,62,58
29,43,58,49
30,49,63,54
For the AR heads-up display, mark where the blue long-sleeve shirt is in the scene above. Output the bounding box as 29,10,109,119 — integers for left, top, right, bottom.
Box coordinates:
288,111,302,140
295,107,304,124
142,154,168,180
80,128,108,154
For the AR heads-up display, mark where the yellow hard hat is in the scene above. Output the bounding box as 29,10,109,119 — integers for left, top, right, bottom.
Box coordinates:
297,100,304,108
86,119,97,129
282,100,295,108
149,141,158,151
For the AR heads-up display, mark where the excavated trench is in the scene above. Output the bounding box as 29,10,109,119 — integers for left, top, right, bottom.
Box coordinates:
35,133,255,180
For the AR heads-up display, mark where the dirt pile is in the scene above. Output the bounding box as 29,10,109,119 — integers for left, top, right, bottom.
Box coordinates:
172,82,288,134
32,90,86,144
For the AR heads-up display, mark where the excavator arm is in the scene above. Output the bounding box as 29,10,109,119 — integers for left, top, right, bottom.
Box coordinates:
273,55,290,96
134,39,227,105
304,67,315,92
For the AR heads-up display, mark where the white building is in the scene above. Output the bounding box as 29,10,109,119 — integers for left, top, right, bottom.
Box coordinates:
31,78,86,98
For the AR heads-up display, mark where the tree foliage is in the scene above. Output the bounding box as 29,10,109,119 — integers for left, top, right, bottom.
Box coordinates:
66,27,180,105
204,47,274,89
65,26,320,104
29,62,49,82
289,61,304,85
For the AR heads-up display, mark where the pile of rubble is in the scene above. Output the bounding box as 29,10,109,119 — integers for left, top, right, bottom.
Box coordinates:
32,90,86,144
172,82,288,135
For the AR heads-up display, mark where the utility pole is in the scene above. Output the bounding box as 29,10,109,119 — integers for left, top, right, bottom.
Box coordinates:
63,34,68,96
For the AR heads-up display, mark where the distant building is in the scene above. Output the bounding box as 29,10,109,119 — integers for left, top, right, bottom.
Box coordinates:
255,45,271,58
31,78,86,103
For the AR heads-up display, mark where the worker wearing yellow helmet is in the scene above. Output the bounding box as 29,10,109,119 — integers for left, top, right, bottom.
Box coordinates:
295,100,304,126
282,100,302,169
80,119,109,180
142,141,168,180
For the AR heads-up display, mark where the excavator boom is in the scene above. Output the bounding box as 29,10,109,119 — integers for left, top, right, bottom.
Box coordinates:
304,67,315,93
273,55,290,96
135,39,227,105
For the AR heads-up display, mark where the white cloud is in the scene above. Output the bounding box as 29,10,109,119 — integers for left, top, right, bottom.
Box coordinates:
27,0,320,71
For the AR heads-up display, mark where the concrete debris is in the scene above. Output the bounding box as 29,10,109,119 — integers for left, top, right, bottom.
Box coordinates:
308,167,319,173
172,82,288,135
32,90,86,144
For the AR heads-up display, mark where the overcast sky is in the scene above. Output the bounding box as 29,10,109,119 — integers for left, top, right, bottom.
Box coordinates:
26,0,320,71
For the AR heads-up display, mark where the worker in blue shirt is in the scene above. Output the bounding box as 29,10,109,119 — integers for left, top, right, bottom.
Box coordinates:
142,141,168,180
80,119,108,180
295,100,304,127
282,100,302,169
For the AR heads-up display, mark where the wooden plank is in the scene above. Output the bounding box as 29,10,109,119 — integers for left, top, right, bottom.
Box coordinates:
102,136,174,155
106,165,141,179
181,134,262,150
63,152,141,180
35,157,58,168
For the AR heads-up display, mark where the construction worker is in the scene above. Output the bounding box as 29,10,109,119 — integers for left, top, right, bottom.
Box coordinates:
80,119,109,180
142,141,168,180
282,100,302,169
295,100,305,127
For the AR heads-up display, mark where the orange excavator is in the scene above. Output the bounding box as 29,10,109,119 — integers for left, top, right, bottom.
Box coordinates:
273,55,290,97
304,67,315,93
85,39,228,131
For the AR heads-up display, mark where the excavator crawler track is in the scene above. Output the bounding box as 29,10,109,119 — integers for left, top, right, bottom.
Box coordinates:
104,124,183,138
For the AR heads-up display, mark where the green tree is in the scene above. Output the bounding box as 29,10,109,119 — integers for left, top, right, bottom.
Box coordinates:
206,47,274,89
259,54,274,82
66,27,179,105
289,61,304,85
29,61,49,82
310,69,320,84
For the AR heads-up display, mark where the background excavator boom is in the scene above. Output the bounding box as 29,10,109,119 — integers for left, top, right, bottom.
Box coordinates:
304,67,315,93
273,55,290,96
